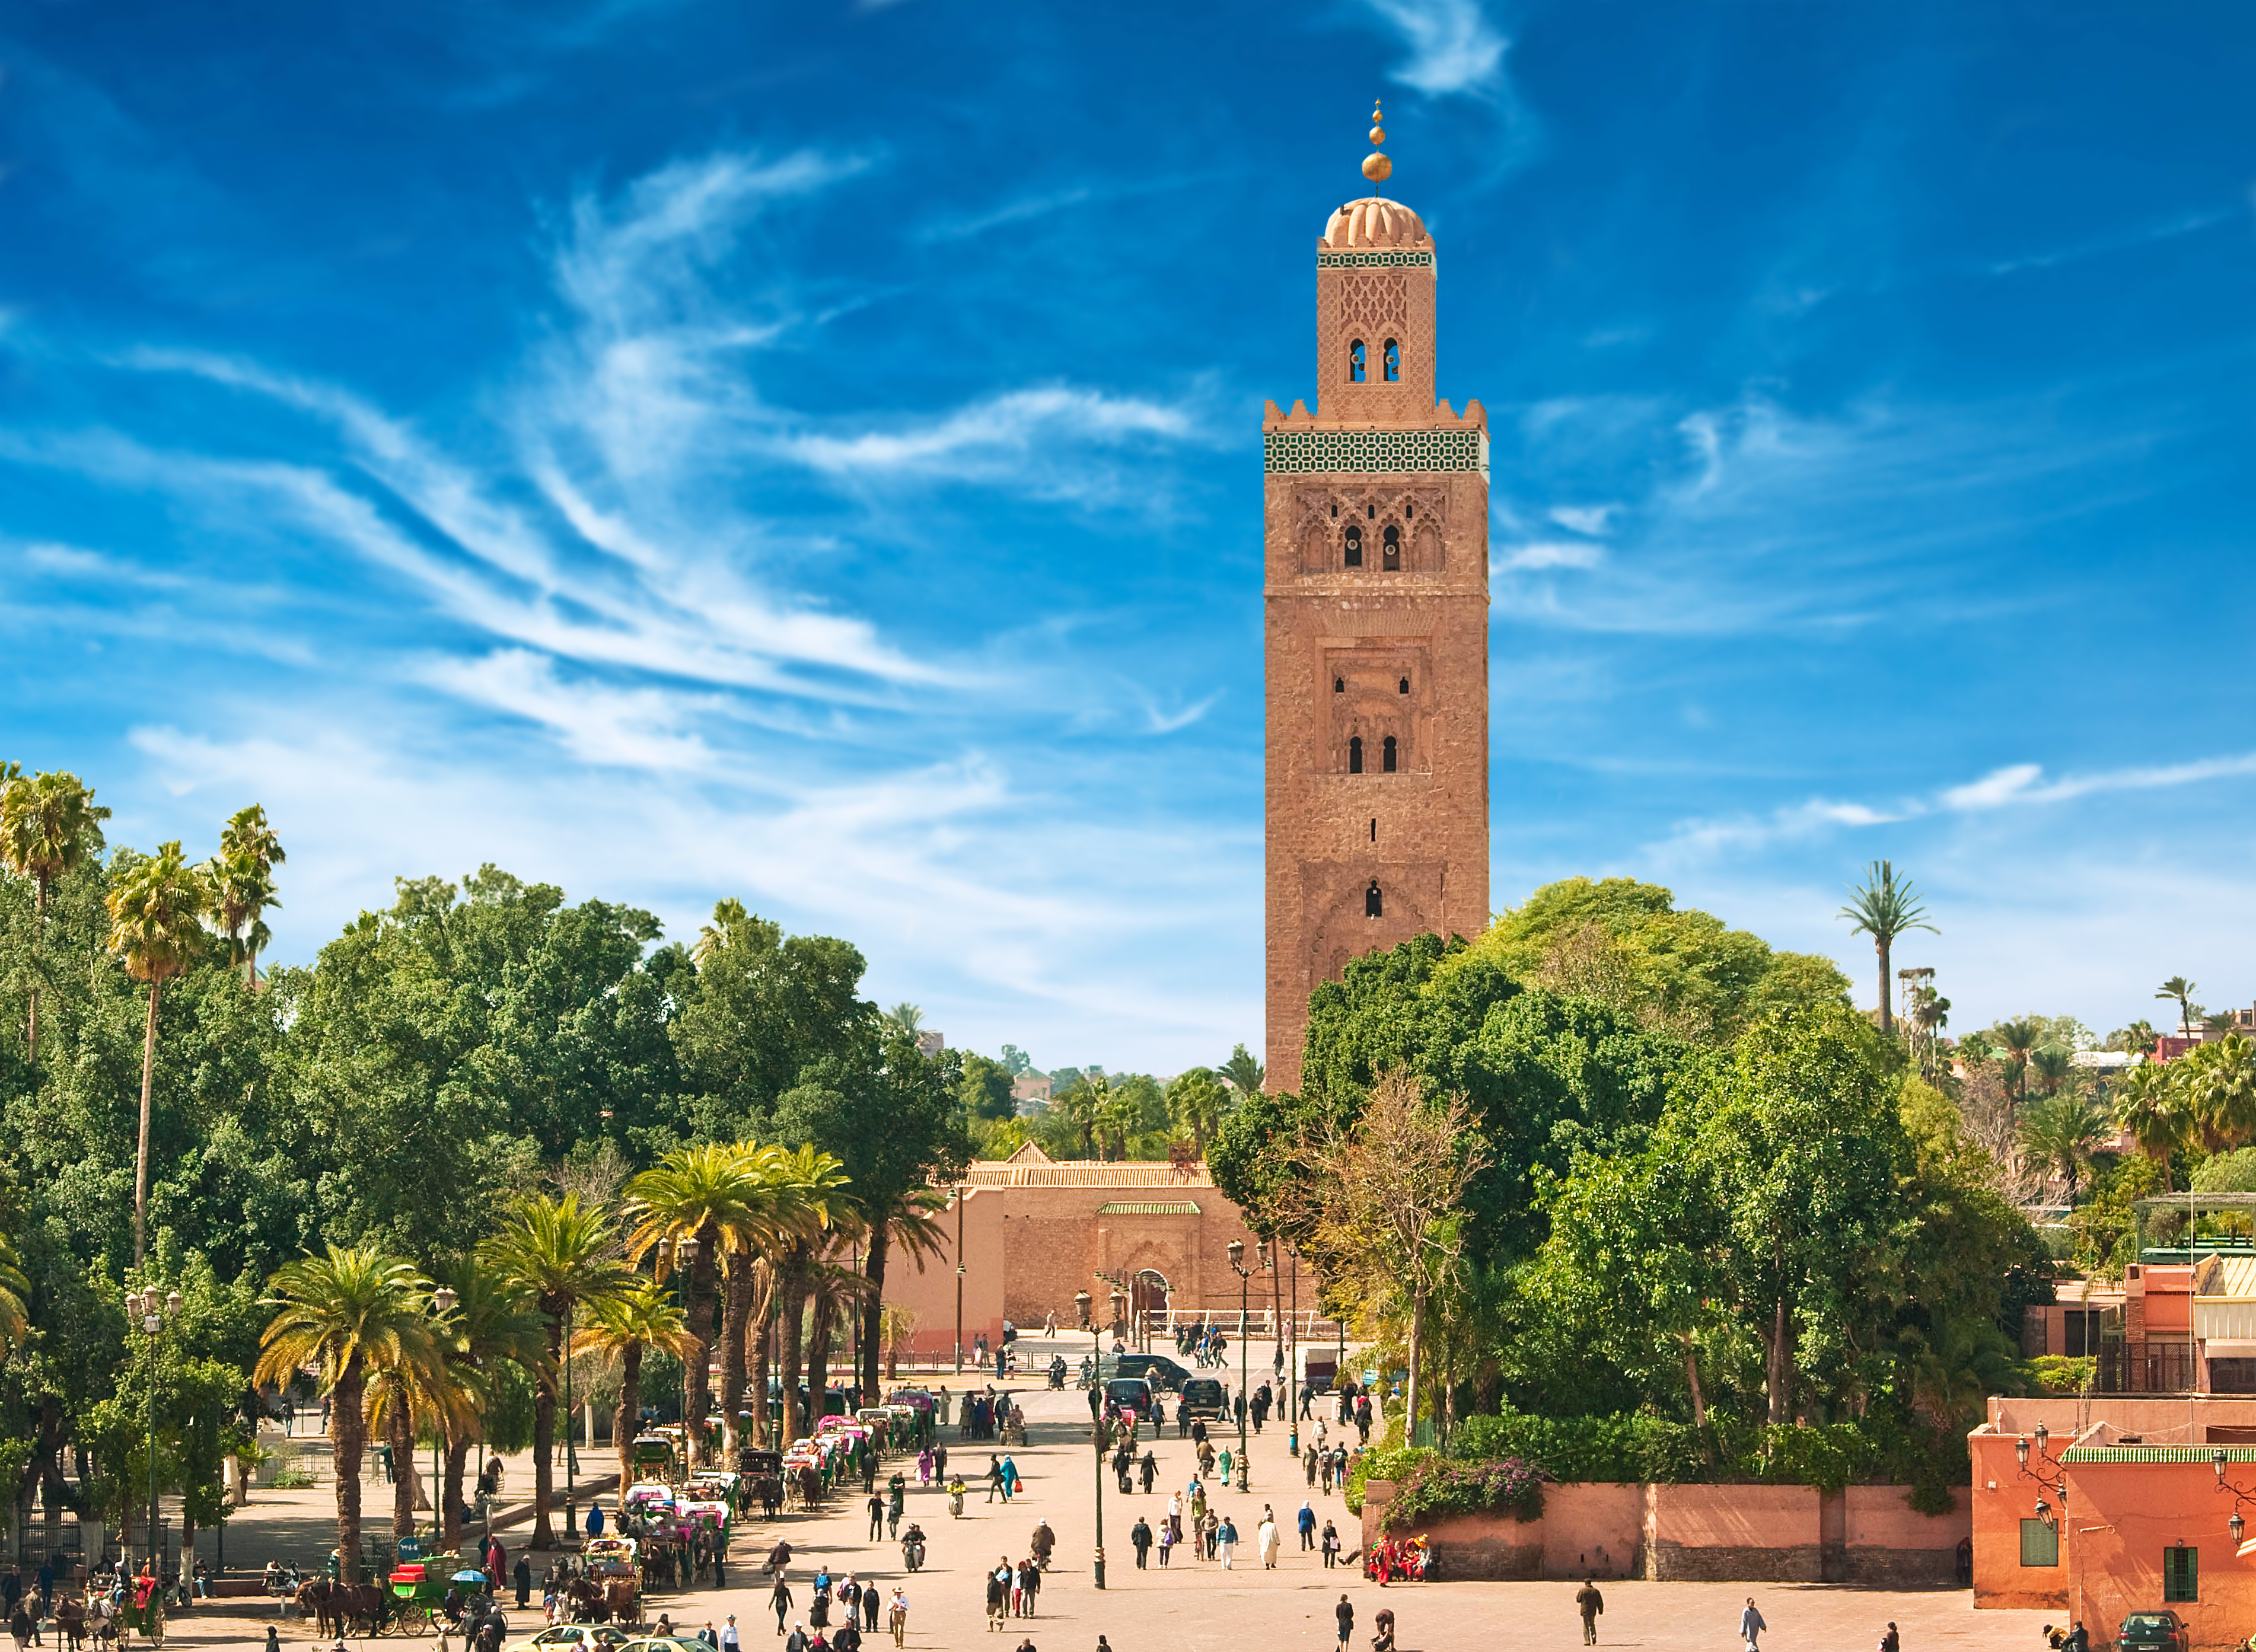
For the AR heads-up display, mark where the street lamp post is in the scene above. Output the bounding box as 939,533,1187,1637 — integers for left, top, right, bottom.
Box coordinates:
125,1288,182,1581
431,1285,457,1542
1091,1407,1110,1590
1225,1240,1267,1492
954,1183,966,1376
1286,1246,1300,1458
673,1236,699,1453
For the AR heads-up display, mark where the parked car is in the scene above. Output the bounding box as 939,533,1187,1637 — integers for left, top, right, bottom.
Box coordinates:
1105,1353,1191,1392
1178,1377,1226,1421
2117,1610,2188,1652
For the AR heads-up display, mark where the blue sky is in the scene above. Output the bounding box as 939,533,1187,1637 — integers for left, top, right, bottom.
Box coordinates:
2,1,2252,1073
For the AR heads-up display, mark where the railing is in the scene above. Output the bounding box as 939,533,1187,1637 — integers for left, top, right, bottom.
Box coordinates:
2095,1345,2198,1393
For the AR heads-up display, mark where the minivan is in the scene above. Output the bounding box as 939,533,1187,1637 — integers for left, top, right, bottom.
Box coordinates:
1104,1376,1158,1419
1178,1377,1226,1421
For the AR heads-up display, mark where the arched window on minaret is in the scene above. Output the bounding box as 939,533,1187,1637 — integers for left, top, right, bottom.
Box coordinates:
1398,676,1410,694
1382,525,1401,570
1366,880,1384,919
1382,735,1398,773
1343,525,1363,567
1348,736,1364,774
1384,339,1400,382
1334,675,1345,693
1349,340,1366,384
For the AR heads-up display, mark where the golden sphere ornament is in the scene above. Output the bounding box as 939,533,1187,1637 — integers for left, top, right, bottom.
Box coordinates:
1362,152,1392,182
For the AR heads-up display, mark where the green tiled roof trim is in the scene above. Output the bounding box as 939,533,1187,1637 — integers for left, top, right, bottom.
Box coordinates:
1318,250,1434,269
2060,1446,2256,1462
1095,1201,1200,1216
1263,427,1487,479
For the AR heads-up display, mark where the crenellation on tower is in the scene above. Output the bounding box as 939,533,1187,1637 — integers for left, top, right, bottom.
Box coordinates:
1263,130,1491,1097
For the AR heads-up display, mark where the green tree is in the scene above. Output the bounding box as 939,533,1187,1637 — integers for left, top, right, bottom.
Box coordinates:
2029,1045,2075,1097
957,1054,1018,1124
105,842,212,1265
426,1258,541,1550
1837,861,1937,1037
0,769,111,1067
254,1245,435,1583
479,1193,632,1548
204,805,286,988
671,900,869,1141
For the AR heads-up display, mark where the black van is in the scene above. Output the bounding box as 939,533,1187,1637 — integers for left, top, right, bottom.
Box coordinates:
1178,1377,1226,1421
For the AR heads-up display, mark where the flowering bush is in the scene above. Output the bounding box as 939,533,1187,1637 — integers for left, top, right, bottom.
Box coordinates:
1379,1453,1547,1532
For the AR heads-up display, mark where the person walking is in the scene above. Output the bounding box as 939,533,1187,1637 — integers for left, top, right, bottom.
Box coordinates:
1334,1595,1353,1652
1740,1597,1767,1650
1217,1514,1239,1570
1298,1500,1317,1551
1019,1559,1041,1618
785,1625,811,1652
1321,1520,1342,1568
1878,1624,1899,1652
1258,1511,1280,1569
724,1615,743,1652
1139,1450,1157,1494
770,1576,794,1635
986,1456,1005,1504
868,1492,886,1542
1156,1522,1174,1568
863,1583,880,1634
984,1565,1008,1632
1575,1579,1604,1645
1130,1516,1153,1569
888,1589,908,1649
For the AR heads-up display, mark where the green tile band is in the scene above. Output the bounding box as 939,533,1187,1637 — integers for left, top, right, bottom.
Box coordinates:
1317,250,1435,269
1263,427,1487,478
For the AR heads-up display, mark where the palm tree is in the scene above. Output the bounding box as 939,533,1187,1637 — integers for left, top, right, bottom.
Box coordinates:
2030,1045,2075,1097
363,1340,455,1539
2184,1034,2256,1154
1993,1019,2042,1115
1837,860,1938,1036
575,1281,699,1492
2158,977,2200,1035
204,803,286,987
2018,1092,2105,1207
1167,1070,1231,1158
2114,1063,2191,1189
480,1193,632,1549
853,1184,945,1408
621,1144,769,1462
0,769,111,1067
882,1003,926,1039
428,1259,542,1549
1220,1043,1265,1099
105,841,212,1265
254,1246,435,1583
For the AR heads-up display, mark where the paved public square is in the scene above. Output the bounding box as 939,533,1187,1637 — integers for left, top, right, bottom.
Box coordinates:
160,1337,2053,1651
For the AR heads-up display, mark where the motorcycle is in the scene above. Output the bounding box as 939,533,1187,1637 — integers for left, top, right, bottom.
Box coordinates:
1047,1358,1066,1391
948,1481,966,1518
263,1561,301,1597
901,1530,926,1573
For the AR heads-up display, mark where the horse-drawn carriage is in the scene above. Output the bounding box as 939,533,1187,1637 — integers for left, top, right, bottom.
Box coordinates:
381,1561,461,1635
573,1536,642,1627
737,1448,785,1516
629,1431,683,1485
113,1584,164,1647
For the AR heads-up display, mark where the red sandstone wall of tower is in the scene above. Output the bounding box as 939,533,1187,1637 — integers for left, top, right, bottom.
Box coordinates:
1261,214,1490,1097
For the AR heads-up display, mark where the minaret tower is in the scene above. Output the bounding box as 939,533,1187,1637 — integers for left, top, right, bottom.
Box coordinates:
1262,107,1491,1095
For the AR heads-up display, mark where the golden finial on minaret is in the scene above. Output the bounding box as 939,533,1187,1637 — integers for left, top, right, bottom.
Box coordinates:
1362,100,1391,184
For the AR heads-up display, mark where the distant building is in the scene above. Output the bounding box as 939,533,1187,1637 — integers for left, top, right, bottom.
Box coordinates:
915,1029,946,1056
1011,1073,1051,1105
2071,1050,2145,1071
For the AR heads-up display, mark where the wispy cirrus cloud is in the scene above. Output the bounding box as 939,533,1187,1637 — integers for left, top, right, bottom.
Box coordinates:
1359,0,1509,97
1658,749,2256,862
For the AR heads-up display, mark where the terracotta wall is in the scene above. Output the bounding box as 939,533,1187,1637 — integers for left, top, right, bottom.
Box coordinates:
1359,1479,1962,1586
1645,1485,1821,1582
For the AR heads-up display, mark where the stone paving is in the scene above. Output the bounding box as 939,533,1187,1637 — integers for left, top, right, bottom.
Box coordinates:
149,1337,2054,1651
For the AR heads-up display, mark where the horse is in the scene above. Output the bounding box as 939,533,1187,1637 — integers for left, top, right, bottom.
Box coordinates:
295,1580,336,1638
53,1596,87,1652
602,1578,638,1627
